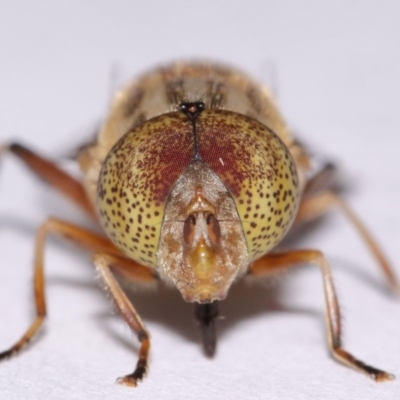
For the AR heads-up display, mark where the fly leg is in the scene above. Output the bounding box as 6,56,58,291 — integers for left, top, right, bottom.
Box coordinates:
0,143,96,219
249,250,395,382
94,252,157,386
296,191,399,292
0,217,157,386
302,162,338,196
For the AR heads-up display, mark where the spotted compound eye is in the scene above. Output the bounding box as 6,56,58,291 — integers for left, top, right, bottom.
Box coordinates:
192,110,301,260
97,108,300,269
97,112,195,267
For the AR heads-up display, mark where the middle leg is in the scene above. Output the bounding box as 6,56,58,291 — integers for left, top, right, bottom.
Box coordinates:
295,191,399,292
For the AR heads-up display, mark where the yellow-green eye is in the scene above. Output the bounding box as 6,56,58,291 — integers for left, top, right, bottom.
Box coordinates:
191,110,300,260
96,112,194,267
97,107,299,270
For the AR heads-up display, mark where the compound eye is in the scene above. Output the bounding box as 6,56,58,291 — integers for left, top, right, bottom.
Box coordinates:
206,213,221,245
183,214,196,244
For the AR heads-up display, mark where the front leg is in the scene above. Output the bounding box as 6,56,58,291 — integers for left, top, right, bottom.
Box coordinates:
94,252,152,386
0,217,157,386
249,250,394,382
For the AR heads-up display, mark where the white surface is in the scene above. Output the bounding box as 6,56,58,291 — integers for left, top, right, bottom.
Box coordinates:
1,1,400,399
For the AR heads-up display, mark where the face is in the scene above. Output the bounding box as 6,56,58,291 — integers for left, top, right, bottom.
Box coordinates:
158,161,249,303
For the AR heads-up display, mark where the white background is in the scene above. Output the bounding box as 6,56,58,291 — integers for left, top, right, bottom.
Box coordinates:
0,1,399,399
